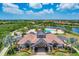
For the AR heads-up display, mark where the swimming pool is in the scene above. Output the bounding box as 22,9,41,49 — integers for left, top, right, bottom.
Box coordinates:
44,28,56,33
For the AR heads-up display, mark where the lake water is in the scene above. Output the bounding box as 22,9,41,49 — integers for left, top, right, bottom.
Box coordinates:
72,28,79,34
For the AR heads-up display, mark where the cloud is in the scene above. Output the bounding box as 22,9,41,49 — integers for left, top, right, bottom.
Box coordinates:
38,9,54,14
25,9,54,15
25,10,34,14
29,3,42,9
57,3,79,10
42,3,50,5
3,3,18,8
23,9,54,19
2,3,24,14
42,3,54,5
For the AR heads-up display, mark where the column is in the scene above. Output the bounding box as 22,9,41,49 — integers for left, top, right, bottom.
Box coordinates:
48,47,51,54
32,47,35,54
52,46,53,52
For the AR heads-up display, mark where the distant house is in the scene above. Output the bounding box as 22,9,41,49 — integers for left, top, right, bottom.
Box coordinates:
17,30,65,53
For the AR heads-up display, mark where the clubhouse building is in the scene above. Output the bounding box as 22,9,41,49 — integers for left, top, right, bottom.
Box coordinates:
17,29,65,54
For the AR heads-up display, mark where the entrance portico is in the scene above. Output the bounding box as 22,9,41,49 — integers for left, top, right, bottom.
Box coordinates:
31,38,52,54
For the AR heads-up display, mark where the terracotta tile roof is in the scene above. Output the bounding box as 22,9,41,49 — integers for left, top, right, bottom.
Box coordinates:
17,34,37,44
17,33,65,45
45,34,64,44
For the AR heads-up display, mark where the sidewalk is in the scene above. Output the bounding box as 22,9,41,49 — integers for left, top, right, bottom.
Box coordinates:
0,45,10,56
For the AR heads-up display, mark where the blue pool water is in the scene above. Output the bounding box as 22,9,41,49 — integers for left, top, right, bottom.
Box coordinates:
44,28,56,33
72,28,79,34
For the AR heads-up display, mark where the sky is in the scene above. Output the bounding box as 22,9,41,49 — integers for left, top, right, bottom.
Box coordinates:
0,3,79,20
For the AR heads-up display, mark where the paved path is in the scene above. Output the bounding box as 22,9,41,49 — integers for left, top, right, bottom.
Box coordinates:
33,48,49,56
35,52,48,56
0,45,10,56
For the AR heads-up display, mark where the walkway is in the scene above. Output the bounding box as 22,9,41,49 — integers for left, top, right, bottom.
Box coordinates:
0,45,10,56
33,48,49,56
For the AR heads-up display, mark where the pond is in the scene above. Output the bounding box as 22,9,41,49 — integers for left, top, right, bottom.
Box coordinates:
72,28,79,34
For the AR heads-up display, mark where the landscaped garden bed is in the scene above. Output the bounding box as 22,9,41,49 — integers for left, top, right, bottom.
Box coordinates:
51,48,79,56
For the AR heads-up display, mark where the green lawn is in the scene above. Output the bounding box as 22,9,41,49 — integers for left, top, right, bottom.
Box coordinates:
0,20,34,51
